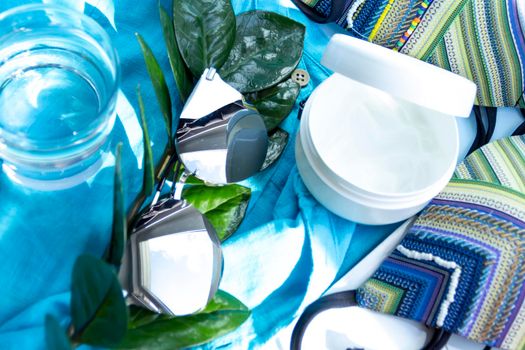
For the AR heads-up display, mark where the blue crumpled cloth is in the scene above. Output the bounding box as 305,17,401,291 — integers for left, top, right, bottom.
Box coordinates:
0,0,395,348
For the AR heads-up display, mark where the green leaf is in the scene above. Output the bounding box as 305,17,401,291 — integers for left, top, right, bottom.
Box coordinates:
136,33,173,140
45,315,72,350
118,291,250,349
160,5,193,102
70,255,128,347
245,79,301,132
128,305,161,330
185,175,205,185
137,87,155,196
199,290,249,314
103,143,127,268
221,11,305,93
173,0,236,77
183,184,251,241
261,128,289,171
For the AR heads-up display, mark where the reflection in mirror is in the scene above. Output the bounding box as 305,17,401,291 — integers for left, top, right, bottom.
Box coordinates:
180,149,228,184
139,230,215,315
176,69,268,184
177,104,268,184
121,199,222,316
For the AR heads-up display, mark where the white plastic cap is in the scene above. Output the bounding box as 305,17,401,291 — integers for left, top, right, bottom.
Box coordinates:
321,35,477,118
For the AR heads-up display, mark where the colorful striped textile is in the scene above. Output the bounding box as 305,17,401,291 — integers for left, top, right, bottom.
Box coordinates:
427,0,525,107
297,0,525,108
454,135,525,192
301,0,333,18
356,135,525,349
298,0,467,59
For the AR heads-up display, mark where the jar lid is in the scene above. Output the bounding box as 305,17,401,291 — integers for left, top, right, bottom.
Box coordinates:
322,35,476,118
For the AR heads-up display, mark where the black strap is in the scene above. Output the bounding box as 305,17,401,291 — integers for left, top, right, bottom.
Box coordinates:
467,106,498,156
513,123,525,136
297,97,309,121
484,107,497,143
422,329,451,350
291,0,348,23
512,109,525,136
291,291,357,350
467,106,486,155
291,291,448,350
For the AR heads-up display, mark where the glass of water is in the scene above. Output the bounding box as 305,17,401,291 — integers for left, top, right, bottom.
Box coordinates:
0,4,119,188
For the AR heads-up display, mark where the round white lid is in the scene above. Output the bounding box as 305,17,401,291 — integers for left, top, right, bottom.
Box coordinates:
322,35,477,118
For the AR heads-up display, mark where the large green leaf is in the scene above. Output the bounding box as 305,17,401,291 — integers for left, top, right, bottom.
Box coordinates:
199,290,249,314
119,291,250,349
160,5,193,103
221,11,305,93
128,305,162,330
103,143,127,268
136,33,173,140
137,87,155,196
173,0,236,77
261,128,289,171
45,315,72,350
183,184,251,241
70,255,128,347
245,79,300,132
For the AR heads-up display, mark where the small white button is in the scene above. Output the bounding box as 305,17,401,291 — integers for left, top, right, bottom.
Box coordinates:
291,69,310,87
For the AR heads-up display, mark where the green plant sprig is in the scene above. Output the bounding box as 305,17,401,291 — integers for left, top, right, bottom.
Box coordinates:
44,0,306,348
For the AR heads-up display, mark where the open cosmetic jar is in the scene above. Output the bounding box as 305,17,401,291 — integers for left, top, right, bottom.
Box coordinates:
296,35,476,225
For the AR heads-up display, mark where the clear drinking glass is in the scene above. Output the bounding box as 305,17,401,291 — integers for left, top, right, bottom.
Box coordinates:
0,4,119,188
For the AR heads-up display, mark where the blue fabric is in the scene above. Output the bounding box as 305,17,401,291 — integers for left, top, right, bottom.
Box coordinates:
0,1,394,349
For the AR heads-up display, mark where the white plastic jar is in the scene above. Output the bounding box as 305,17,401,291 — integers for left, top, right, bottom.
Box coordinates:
296,35,476,225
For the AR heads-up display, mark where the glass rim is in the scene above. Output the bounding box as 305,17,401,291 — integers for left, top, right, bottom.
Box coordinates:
0,3,120,156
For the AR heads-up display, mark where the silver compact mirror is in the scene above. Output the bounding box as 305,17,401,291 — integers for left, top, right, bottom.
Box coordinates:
119,194,222,316
176,68,268,184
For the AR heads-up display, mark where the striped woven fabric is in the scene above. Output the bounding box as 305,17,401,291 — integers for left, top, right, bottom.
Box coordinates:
356,135,525,349
298,0,467,59
349,0,469,60
454,135,525,192
427,0,525,107
300,0,335,18
297,0,525,107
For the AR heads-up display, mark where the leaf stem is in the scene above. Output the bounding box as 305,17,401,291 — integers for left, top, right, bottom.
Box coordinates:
126,146,174,230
